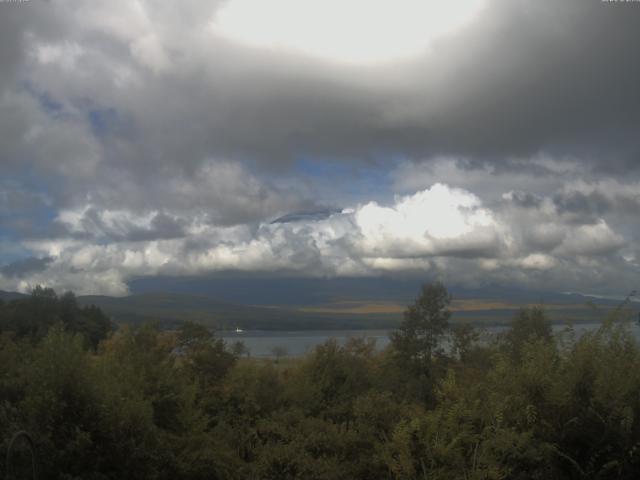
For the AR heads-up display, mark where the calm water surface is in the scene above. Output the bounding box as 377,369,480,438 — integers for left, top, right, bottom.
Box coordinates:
222,322,640,358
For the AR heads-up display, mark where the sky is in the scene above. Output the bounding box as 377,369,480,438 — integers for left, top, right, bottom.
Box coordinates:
1,0,640,297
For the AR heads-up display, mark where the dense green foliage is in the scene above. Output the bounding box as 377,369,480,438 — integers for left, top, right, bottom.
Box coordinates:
0,287,112,348
1,284,640,479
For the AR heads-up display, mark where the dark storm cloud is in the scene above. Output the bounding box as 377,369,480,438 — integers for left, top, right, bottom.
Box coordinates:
0,0,638,182
1,0,638,196
396,0,640,167
1,256,53,278
67,208,188,242
166,0,640,167
2,1,633,177
504,191,543,210
553,191,611,219
554,186,640,221
136,0,640,169
0,16,21,92
0,183,49,214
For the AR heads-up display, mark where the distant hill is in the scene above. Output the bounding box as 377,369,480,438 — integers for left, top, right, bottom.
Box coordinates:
0,290,27,302
128,275,422,305
77,289,634,331
77,292,399,331
4,284,635,331
128,275,635,308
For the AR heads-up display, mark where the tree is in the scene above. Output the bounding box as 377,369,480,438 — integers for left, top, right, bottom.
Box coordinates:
271,346,288,364
178,321,237,393
503,306,552,359
0,286,112,348
389,282,452,402
231,340,250,357
391,282,452,369
450,322,480,362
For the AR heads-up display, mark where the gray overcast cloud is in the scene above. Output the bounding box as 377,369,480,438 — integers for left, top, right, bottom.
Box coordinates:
1,0,639,295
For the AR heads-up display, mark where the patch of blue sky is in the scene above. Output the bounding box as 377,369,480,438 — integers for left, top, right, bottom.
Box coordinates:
291,155,402,206
2,168,55,203
0,242,37,267
0,203,57,238
0,173,58,246
88,107,119,137
22,82,134,140
88,105,137,141
21,80,70,120
75,95,136,140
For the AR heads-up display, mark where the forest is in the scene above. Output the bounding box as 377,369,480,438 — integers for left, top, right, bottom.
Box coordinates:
1,283,640,479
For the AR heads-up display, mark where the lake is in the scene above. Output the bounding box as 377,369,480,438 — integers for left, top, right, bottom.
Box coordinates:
222,321,640,357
